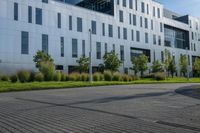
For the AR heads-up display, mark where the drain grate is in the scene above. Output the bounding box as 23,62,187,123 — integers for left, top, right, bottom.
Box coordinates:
156,120,200,132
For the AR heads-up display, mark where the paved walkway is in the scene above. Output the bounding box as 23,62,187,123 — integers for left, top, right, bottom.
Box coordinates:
0,84,200,133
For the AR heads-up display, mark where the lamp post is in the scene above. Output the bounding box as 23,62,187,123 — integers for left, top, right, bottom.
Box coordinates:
89,29,93,83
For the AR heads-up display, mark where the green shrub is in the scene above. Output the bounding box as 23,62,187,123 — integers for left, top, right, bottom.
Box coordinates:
34,72,44,82
104,70,112,81
142,73,154,78
130,75,139,81
122,74,130,82
80,73,89,81
17,70,30,83
65,74,69,81
29,71,35,82
69,73,80,81
61,73,66,81
93,72,102,81
39,61,55,81
53,71,61,81
10,75,18,83
113,72,122,81
153,72,165,81
1,75,9,81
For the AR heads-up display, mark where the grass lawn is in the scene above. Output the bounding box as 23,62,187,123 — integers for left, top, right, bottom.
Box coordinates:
0,78,200,93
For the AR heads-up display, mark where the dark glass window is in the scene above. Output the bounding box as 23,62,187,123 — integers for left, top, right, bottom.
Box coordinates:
69,16,72,30
61,37,64,57
91,20,96,34
28,6,32,23
77,17,82,32
21,31,29,54
36,8,42,25
123,28,127,40
108,24,113,37
14,3,18,21
82,40,85,57
58,13,61,28
72,39,78,58
42,34,48,54
96,42,101,59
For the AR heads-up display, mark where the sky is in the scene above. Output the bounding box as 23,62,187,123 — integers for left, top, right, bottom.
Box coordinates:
157,0,200,18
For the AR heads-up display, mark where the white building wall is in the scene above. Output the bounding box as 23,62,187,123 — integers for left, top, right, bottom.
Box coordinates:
0,0,199,75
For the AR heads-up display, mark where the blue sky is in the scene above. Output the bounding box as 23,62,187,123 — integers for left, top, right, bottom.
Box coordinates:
157,0,200,18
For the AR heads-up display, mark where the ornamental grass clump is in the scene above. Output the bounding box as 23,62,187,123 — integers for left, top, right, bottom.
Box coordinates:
103,70,112,81
112,72,122,81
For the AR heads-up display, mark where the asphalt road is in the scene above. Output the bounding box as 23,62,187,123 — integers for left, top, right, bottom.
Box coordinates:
0,83,200,133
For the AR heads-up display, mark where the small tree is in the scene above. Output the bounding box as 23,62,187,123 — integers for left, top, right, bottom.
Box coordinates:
164,49,171,76
152,60,163,73
131,57,140,75
33,50,54,68
193,57,200,77
179,54,188,77
138,54,148,77
33,51,55,81
103,51,122,72
77,56,89,73
168,58,177,78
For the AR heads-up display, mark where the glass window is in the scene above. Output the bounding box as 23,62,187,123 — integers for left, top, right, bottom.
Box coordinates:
113,44,115,53
123,28,127,40
61,37,64,57
160,23,163,32
91,20,96,34
158,36,161,46
129,0,133,9
147,4,149,14
119,10,123,22
133,14,136,26
157,8,160,18
136,31,140,42
153,34,156,45
141,2,145,13
42,34,48,54
145,33,148,43
108,24,113,37
118,26,120,39
28,6,32,23
36,8,42,25
14,3,18,21
96,42,101,59
131,30,134,41
145,18,148,29
123,0,126,7
120,45,124,61
77,17,82,32
69,15,72,30
135,0,138,11
129,13,132,24
72,39,78,58
151,19,153,30
140,16,143,27
57,13,61,28
105,43,108,54
21,31,29,54
82,40,85,57
102,23,105,36
153,7,156,17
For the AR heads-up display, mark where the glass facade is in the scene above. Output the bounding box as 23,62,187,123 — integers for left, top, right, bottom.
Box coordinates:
164,25,189,49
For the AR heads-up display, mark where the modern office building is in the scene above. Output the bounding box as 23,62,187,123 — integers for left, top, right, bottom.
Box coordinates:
0,0,200,75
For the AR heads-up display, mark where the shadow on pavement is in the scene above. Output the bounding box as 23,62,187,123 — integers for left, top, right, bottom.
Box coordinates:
175,85,200,100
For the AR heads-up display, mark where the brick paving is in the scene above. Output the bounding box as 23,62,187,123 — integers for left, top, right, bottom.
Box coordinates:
0,84,200,133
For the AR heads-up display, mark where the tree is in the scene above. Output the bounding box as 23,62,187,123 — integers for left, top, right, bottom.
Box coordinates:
77,56,89,73
152,60,163,73
131,54,148,77
168,58,177,78
33,50,54,68
193,57,200,77
33,51,55,81
131,57,140,75
138,54,148,77
103,51,122,72
179,54,188,77
164,49,171,76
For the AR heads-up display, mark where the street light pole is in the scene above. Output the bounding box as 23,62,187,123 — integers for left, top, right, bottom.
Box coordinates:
89,29,93,83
